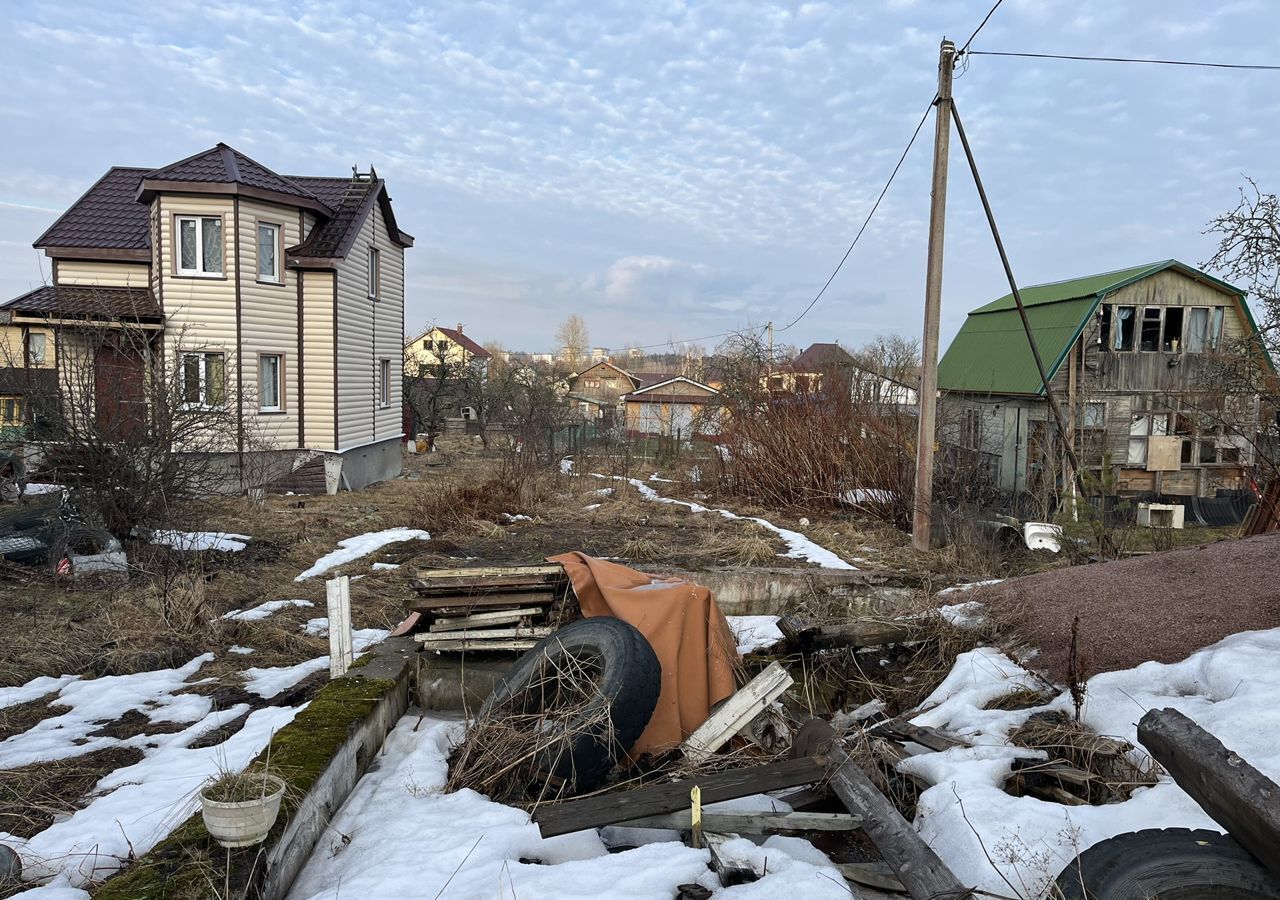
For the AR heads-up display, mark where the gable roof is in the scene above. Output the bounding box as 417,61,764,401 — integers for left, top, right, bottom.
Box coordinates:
32,145,412,264
794,342,856,371
416,325,490,360
938,259,1252,396
622,375,718,401
571,360,640,386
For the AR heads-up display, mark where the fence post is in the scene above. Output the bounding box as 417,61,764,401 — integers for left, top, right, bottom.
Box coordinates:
326,575,353,678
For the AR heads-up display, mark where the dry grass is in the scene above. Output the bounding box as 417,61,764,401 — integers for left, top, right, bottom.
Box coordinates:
1008,710,1159,804
698,526,780,566
0,746,145,840
619,535,668,562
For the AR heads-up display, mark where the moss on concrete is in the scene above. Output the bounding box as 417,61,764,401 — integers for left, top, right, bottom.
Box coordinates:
93,674,398,900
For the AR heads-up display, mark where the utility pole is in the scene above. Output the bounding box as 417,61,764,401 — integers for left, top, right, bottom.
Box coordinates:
912,38,956,552
767,321,774,373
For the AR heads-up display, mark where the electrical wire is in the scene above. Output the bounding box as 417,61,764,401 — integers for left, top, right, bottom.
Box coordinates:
959,0,1006,54
965,50,1280,71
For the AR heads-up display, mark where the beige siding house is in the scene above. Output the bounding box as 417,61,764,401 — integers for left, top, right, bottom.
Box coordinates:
0,144,414,491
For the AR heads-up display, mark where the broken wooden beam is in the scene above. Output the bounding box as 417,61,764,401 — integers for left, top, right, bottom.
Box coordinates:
780,615,921,651
827,744,967,900
682,662,793,763
704,831,761,886
618,810,861,834
1138,707,1280,879
429,607,547,631
417,639,539,652
531,756,827,838
416,626,554,643
873,720,965,753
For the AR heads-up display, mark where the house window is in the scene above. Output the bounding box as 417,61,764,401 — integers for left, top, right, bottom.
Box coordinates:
435,340,449,356
176,216,223,275
1139,307,1162,352
182,352,225,407
1082,401,1106,429
368,247,380,299
1208,306,1224,349
259,354,282,411
1162,307,1184,351
1113,306,1135,350
961,407,983,450
27,333,46,366
0,396,22,426
257,223,281,283
379,358,391,407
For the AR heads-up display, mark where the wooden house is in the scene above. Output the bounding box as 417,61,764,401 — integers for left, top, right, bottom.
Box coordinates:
622,375,720,439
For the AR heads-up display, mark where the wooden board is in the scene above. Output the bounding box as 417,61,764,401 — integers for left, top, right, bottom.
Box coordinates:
532,756,828,838
415,564,565,579
417,626,553,643
683,662,794,763
430,607,547,631
414,591,557,612
1138,707,1280,880
619,810,861,833
412,575,564,593
419,639,538,652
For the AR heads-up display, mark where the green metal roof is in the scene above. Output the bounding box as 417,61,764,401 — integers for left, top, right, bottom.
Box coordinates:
938,259,1251,396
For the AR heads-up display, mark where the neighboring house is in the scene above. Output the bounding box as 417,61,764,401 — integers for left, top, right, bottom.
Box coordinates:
622,375,721,439
769,342,919,411
0,143,413,492
564,361,656,427
937,259,1267,499
404,323,491,374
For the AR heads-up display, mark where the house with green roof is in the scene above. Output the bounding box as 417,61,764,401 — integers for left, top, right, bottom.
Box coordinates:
937,260,1266,500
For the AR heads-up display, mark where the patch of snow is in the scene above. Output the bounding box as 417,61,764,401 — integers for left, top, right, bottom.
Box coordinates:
296,528,430,581
371,562,401,571
937,601,988,630
0,654,214,769
648,474,675,482
935,578,1004,597
9,703,299,888
0,674,79,711
505,513,533,522
286,714,846,900
302,617,329,636
228,645,256,655
151,530,250,552
592,487,614,496
21,483,64,496
222,598,314,621
894,629,1280,897
242,629,389,698
582,503,602,511
727,616,784,655
559,457,574,474
840,488,896,505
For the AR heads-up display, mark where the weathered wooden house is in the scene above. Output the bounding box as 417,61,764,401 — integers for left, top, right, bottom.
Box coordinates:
621,375,720,439
938,260,1267,499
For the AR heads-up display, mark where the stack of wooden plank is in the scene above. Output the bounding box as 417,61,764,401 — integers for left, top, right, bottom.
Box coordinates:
408,564,573,652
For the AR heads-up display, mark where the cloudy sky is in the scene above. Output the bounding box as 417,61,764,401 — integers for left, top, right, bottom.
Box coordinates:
2,0,1278,355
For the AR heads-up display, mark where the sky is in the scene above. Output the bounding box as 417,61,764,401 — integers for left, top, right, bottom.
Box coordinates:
2,0,1278,356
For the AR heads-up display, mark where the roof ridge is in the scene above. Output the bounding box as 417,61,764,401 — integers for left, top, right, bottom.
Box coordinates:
1016,260,1170,293
219,143,241,181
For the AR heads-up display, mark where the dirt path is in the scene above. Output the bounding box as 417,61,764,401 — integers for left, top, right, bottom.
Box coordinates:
970,533,1280,684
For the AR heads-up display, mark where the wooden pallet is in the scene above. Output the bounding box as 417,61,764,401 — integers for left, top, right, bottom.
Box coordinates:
408,563,573,651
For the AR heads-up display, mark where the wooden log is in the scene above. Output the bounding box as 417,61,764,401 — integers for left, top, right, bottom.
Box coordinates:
417,626,553,643
704,831,761,886
1138,707,1280,879
780,615,920,650
618,810,862,834
532,756,827,838
826,744,967,900
430,607,547,631
682,662,794,763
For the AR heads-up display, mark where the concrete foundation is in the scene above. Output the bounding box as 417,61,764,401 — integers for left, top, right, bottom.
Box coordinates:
642,565,917,616
334,437,403,491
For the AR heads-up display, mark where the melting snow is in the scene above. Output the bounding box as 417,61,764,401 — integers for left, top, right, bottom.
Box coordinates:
151,530,250,552
296,528,430,581
242,629,389,697
222,598,314,621
727,615,784,655
0,674,79,710
371,562,401,571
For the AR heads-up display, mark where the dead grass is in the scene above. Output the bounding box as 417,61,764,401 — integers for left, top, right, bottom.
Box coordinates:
619,534,668,562
0,746,145,839
697,526,780,566
1008,710,1160,805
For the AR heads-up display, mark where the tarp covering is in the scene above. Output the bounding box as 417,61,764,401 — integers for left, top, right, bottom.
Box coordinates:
548,552,740,756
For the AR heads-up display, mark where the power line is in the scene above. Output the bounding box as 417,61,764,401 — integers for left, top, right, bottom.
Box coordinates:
777,96,935,333
959,0,1006,54
965,50,1280,71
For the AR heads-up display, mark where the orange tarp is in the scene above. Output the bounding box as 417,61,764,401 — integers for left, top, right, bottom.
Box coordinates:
548,552,740,756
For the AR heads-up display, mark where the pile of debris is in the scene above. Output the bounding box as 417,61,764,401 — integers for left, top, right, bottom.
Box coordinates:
406,564,576,652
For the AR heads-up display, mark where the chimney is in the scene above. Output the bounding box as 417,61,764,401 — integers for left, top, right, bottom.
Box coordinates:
456,323,464,333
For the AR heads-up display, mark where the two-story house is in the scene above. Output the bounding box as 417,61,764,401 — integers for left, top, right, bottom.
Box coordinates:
404,324,491,375
0,143,413,492
938,260,1269,502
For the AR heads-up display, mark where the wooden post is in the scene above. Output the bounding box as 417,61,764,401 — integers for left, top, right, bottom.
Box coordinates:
912,38,957,552
1138,707,1280,879
689,785,703,849
827,744,967,900
326,575,353,678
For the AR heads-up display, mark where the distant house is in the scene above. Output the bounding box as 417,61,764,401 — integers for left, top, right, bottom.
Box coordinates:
565,361,658,427
937,260,1268,499
404,323,491,375
622,375,720,439
0,143,413,491
770,342,919,411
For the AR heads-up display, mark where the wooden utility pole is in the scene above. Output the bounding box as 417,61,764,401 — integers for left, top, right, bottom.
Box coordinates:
912,38,956,551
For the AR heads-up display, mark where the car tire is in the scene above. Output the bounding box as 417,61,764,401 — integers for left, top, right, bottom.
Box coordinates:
48,526,117,576
1056,828,1280,900
479,616,661,795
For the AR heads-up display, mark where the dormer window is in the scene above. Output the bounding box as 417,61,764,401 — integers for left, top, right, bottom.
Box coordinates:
176,216,223,276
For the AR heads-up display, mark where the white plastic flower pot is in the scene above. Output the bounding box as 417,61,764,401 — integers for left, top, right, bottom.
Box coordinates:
199,773,286,849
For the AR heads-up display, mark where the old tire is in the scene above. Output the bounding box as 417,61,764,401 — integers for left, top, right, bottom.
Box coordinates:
479,616,661,795
1056,828,1280,900
48,526,116,576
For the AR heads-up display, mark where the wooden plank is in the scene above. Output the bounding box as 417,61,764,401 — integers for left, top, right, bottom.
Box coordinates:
618,810,862,834
419,639,539,652
415,564,564,579
413,591,556,612
705,831,761,886
836,862,908,893
874,720,965,753
827,745,967,900
1138,707,1280,879
418,626,553,643
780,615,920,650
412,577,563,595
431,607,546,630
682,662,794,763
326,575,353,678
532,756,828,838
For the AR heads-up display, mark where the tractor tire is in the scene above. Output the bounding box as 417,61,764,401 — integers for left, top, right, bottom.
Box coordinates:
1056,828,1280,900
48,526,118,577
479,616,661,795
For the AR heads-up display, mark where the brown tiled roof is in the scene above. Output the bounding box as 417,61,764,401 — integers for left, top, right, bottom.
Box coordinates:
141,144,323,204
633,371,678,388
432,326,491,359
793,342,856,371
287,177,379,260
2,285,162,321
34,167,151,251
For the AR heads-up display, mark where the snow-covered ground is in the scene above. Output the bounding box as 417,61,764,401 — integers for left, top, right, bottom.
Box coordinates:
286,715,852,900
241,628,389,698
726,615,784,655
222,598,314,621
295,528,430,581
899,626,1280,897
151,530,251,552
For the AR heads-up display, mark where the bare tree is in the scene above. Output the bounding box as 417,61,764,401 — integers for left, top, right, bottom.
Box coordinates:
555,314,590,370
403,329,467,448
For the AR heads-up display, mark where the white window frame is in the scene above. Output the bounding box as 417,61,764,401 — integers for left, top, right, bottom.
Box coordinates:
175,216,224,276
259,353,283,412
181,351,226,409
257,221,282,284
379,358,391,408
368,247,381,299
